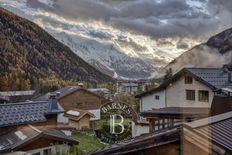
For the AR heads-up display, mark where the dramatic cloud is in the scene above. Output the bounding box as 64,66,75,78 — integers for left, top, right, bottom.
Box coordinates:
24,0,232,40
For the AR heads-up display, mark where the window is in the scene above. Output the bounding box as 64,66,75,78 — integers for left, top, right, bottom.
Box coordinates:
43,149,51,155
185,76,193,84
155,95,159,100
186,90,195,100
199,90,209,102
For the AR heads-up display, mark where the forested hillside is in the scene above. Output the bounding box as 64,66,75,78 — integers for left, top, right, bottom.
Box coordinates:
0,8,114,92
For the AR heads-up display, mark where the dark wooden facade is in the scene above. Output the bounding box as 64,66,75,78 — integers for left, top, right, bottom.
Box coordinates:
58,89,106,110
0,114,58,137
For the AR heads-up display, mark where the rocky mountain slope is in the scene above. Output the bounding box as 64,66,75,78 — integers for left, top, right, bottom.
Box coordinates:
51,32,156,79
165,28,232,73
0,0,172,79
0,8,114,83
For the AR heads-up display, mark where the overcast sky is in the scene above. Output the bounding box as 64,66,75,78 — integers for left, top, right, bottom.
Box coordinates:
24,0,232,40
1,0,232,61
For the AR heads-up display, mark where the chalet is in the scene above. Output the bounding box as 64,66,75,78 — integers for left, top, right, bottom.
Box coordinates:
91,95,232,155
0,90,35,103
136,67,232,112
116,80,148,95
0,98,79,154
183,111,232,155
34,86,108,122
134,93,232,136
64,108,95,130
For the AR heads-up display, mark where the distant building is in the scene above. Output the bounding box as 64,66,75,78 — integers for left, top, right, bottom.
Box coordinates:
0,98,79,154
34,86,107,123
64,108,95,130
136,67,232,112
0,90,35,103
116,80,148,95
183,111,232,155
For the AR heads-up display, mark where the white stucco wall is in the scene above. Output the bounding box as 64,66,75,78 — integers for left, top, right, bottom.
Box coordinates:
140,90,166,112
132,121,149,137
88,109,101,121
139,76,214,111
166,76,214,107
57,113,69,124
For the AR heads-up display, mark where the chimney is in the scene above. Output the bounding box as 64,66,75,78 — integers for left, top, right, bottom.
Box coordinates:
222,65,232,82
78,82,84,88
48,94,59,112
56,92,61,98
223,64,230,73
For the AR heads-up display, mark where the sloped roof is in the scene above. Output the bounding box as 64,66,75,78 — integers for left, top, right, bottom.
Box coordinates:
0,100,64,127
186,68,232,90
34,86,80,101
0,125,78,153
0,90,35,97
64,108,95,121
184,111,232,153
34,86,103,101
90,128,180,155
136,67,232,98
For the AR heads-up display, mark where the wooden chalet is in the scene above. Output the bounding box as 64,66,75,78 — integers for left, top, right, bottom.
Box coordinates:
0,97,79,154
64,108,95,130
34,86,108,122
34,86,107,110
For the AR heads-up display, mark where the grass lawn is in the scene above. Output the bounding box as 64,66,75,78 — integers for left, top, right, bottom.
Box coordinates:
72,131,106,154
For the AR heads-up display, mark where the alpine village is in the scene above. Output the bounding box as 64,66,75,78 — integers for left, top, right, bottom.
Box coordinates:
0,2,232,155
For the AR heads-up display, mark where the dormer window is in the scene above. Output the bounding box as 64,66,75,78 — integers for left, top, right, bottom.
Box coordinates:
185,76,193,84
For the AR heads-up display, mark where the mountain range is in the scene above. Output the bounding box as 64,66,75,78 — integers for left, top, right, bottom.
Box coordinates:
1,3,232,83
166,28,232,74
0,0,175,79
0,8,114,83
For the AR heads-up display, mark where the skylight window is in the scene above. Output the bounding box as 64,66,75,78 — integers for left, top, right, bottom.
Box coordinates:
15,131,27,140
67,110,80,116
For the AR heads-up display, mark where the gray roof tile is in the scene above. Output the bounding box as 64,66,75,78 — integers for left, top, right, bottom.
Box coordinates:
34,86,80,101
0,100,64,127
186,68,232,89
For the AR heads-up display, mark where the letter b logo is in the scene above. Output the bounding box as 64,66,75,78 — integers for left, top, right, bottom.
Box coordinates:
110,114,125,134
